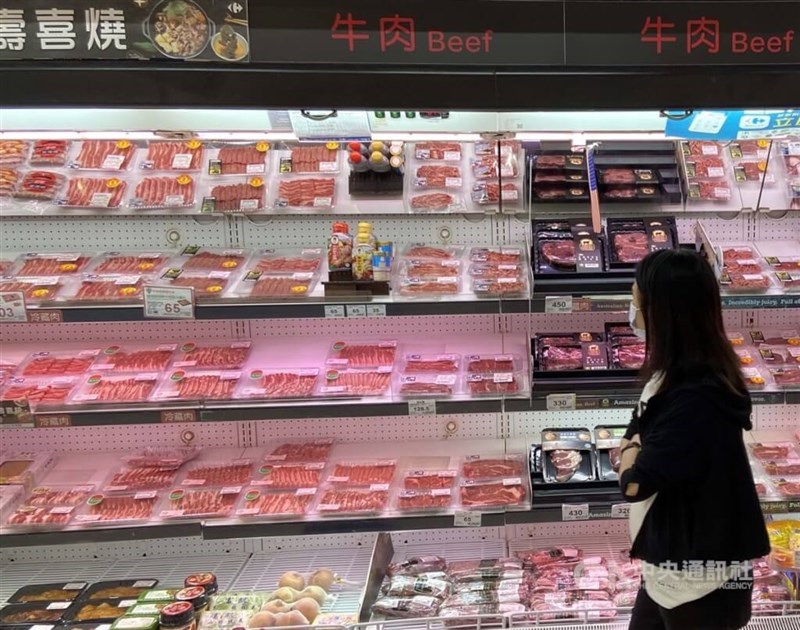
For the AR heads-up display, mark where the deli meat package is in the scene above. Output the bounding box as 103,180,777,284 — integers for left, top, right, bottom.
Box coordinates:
459,477,530,510
447,558,524,583
387,555,447,577
594,425,626,481
541,428,596,483
382,574,452,599
371,595,441,619
461,455,526,480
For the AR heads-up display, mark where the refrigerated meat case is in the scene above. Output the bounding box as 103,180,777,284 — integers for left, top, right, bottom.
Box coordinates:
1,1,800,628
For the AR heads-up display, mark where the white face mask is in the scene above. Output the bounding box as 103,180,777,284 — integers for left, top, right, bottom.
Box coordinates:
629,302,646,340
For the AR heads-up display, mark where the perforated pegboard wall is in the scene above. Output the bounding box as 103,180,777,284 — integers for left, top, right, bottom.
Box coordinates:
755,213,800,240
509,409,632,439
675,214,749,243
753,405,800,431
0,320,240,344
507,519,629,541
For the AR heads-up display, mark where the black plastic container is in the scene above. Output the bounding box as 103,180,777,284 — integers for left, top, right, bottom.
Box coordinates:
7,582,88,604
81,580,158,602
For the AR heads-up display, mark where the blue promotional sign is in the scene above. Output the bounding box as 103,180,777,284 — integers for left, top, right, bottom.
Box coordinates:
664,109,800,140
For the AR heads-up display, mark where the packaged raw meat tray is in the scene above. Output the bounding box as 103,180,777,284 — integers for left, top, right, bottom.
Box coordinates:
0,139,30,166
719,271,773,293
5,503,78,527
785,154,800,178
461,455,526,480
459,477,529,509
151,369,241,401
541,428,596,483
762,458,800,476
208,142,269,176
470,246,524,263
236,487,315,518
30,140,71,166
475,139,521,156
471,181,521,206
758,345,800,365
775,271,800,291
90,252,171,275
326,339,397,368
252,462,325,488
398,276,461,297
264,439,333,462
414,164,463,189
773,477,800,498
397,373,457,397
6,580,89,603
160,486,242,519
409,191,465,213
249,247,323,274
5,484,95,528
414,142,462,161
748,443,799,461
174,246,247,272
19,483,96,508
14,252,92,275
18,349,100,376
156,269,233,298
181,460,253,487
74,491,160,525
762,255,800,272
742,367,770,389
173,341,251,369
471,153,519,180
733,160,773,184
730,140,770,159
233,271,318,298
403,469,457,490
465,354,520,373
687,181,731,201
129,175,196,209
0,167,18,196
71,372,159,404
104,466,178,492
141,141,204,172
69,275,145,302
466,372,523,396
768,367,800,388
394,487,454,513
402,353,460,373
749,329,800,345
70,140,136,170
402,243,464,260
276,177,336,209
469,263,524,281
1,375,79,407
684,154,727,179
722,257,765,275
735,347,759,366
57,176,128,209
315,485,390,515
327,460,396,485
281,144,340,174
234,368,319,400
91,343,177,372
473,277,527,296
607,217,676,266
683,140,722,157
204,179,266,213
122,446,199,469
400,257,461,278
723,246,758,261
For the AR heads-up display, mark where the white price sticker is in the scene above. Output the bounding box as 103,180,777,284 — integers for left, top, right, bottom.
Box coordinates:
562,503,590,521
707,167,725,178
239,198,260,211
443,151,461,161
546,393,577,411
408,399,436,416
89,192,113,208
445,177,463,188
0,292,27,323
143,285,195,320
454,510,482,527
172,153,193,169
102,154,126,170
47,602,72,610
366,304,386,318
324,304,345,318
346,304,367,318
246,163,266,174
313,196,332,207
611,503,631,519
165,194,185,207
545,295,573,313
319,161,338,172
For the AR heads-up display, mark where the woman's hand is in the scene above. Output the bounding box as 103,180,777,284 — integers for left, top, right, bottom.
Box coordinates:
620,433,641,497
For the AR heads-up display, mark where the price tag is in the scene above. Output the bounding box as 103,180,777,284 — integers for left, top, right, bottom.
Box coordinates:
165,194,185,207
246,163,266,174
89,192,113,208
611,503,630,519
143,285,195,320
239,198,260,212
546,393,577,411
324,304,345,318
102,154,126,170
545,295,573,313
366,304,386,318
172,153,193,169
562,503,590,521
346,304,367,318
47,602,72,610
408,399,436,416
454,510,482,527
0,292,27,323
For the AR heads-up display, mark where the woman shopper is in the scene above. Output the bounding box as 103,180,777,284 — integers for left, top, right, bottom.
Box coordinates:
620,249,770,630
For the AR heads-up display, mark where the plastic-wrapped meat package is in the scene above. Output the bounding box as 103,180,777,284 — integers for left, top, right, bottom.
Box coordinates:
685,155,726,179
92,252,170,275
762,458,800,476
399,276,460,296
723,257,764,275
75,492,159,525
251,248,323,274
439,603,525,627
93,344,176,372
475,139,521,156
20,350,99,376
236,368,319,399
160,270,232,298
459,478,528,508
30,140,70,166
414,164,463,189
541,344,583,371
0,167,19,196
467,373,522,395
316,485,389,514
71,373,158,404
447,558,524,582
0,277,65,302
173,341,251,370
287,145,339,173
516,546,583,570
773,478,800,498
371,595,441,619
395,488,454,512
382,575,452,599
750,328,800,345
723,246,758,261
236,273,317,297
742,367,769,389
539,238,577,270
535,154,567,169
752,582,792,614
328,460,396,485
143,141,204,171
327,340,396,368
153,370,240,401
160,487,241,519
415,142,462,161
207,181,266,212
471,153,519,179
613,232,649,263
402,353,460,373
403,244,464,260
177,248,247,272
611,337,646,370
528,597,617,622
72,140,135,170
403,469,457,489
688,180,731,201
15,252,92,275
749,442,798,461
401,258,461,278
410,192,462,212
471,182,520,205
734,160,771,183
466,354,517,373
6,504,75,527
757,345,800,365
182,461,252,487
0,140,30,166
213,143,268,175
461,456,525,480
236,487,315,517
253,462,324,488
318,368,391,397
1,376,78,406
686,141,722,157
72,275,144,302
473,277,527,296
18,484,94,509
388,556,447,577
469,263,524,280
131,176,195,209
105,466,177,491
265,439,333,462
122,446,199,469
277,178,336,209
398,374,456,397
785,154,800,178
601,169,636,184
60,177,128,209
720,271,772,292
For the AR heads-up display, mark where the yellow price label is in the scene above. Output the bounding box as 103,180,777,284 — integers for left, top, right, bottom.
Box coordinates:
207,285,223,293
176,175,193,186
116,140,131,149
137,262,155,271
221,260,239,269
291,285,309,294
788,337,800,346
119,287,139,296
248,177,264,188
740,356,753,365
106,178,121,189
31,288,51,298
757,139,770,148
757,161,768,172
751,376,765,385
256,141,270,152
59,263,77,272
325,142,340,150
186,140,202,150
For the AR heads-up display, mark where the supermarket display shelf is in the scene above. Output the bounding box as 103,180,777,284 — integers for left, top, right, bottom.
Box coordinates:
529,293,800,313
0,521,202,548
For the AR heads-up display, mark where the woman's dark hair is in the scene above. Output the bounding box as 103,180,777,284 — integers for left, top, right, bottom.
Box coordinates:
635,249,747,396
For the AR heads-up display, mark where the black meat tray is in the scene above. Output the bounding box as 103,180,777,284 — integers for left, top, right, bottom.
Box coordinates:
322,279,391,296
605,216,679,270
0,602,76,626
63,599,137,624
79,580,158,601
348,170,404,196
530,446,621,494
594,141,677,155
8,582,89,604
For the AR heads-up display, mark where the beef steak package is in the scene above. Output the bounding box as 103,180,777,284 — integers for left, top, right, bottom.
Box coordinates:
541,428,596,484
594,425,627,481
606,323,646,371
606,217,677,268
533,221,604,275
535,332,609,375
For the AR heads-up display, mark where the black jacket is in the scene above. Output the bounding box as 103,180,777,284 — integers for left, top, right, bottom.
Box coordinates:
621,374,770,567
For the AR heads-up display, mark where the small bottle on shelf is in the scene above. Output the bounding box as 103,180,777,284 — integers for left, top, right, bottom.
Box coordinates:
328,221,353,273
352,232,375,281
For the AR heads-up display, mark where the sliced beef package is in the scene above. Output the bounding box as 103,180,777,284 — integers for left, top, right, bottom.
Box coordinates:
606,322,646,370
541,428,596,484
535,332,609,375
533,221,605,277
594,425,627,481
606,217,677,268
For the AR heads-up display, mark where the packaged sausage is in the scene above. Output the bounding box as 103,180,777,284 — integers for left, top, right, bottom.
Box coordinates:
69,140,136,171
280,144,340,174
235,487,316,518
140,141,204,172
74,492,160,526
234,368,319,400
172,341,252,370
30,140,71,166
14,170,67,201
70,372,159,405
88,252,171,275
156,269,234,299
90,343,177,373
151,369,241,402
57,176,129,209
207,142,269,176
160,487,242,519
0,140,30,166
129,175,196,209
